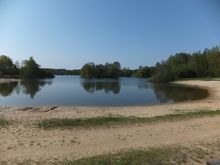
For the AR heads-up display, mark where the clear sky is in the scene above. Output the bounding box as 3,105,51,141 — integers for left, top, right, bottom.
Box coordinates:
0,0,219,69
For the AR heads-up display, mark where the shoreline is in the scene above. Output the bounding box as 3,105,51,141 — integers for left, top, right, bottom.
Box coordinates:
0,78,20,84
0,80,219,120
1,79,220,164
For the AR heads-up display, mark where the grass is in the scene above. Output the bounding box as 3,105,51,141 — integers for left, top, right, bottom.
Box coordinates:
178,77,220,81
2,145,208,165
0,118,12,128
36,110,220,129
57,145,208,165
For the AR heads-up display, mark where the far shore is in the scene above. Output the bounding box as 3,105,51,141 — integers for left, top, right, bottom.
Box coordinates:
1,79,220,164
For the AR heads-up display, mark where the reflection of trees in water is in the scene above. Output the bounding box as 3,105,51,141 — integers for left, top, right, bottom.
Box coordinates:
81,79,121,94
0,82,18,96
152,84,208,103
0,79,53,98
138,79,150,89
20,79,53,98
120,78,151,90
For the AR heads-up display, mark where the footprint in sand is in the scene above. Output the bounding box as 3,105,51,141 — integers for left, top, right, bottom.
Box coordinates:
17,141,24,146
70,137,81,145
117,135,127,141
7,146,15,150
29,140,35,146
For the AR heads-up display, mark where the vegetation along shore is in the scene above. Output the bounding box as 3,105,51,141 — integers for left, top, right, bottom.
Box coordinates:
1,46,220,83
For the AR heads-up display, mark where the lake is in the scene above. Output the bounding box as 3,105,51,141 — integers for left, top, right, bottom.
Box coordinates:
0,76,208,106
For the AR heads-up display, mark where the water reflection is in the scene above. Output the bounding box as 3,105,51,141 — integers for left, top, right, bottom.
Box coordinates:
0,76,209,106
80,78,208,103
81,79,121,94
0,79,53,98
152,83,209,103
20,79,53,98
0,82,18,96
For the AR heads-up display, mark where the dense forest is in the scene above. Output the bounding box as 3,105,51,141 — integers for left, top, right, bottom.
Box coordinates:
150,46,220,82
0,56,54,79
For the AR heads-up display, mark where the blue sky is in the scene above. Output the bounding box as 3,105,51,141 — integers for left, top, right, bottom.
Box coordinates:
0,0,219,69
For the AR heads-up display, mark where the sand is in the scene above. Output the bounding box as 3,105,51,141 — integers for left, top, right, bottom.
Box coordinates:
1,80,220,164
0,78,20,84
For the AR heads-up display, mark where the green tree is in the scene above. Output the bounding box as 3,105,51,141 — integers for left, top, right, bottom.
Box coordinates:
206,47,220,77
20,57,41,78
113,61,121,70
105,63,120,78
188,52,208,77
134,66,152,78
80,62,121,78
121,68,133,77
167,53,192,78
20,57,54,79
150,64,175,83
0,55,18,76
80,63,96,78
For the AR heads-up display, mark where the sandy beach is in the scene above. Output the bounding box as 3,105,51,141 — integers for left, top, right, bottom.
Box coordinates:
1,80,220,164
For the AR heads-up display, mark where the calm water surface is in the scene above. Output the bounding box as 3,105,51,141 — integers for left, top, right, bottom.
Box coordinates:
0,76,208,106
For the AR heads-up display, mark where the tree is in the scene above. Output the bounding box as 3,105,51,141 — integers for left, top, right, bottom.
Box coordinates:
113,61,121,70
80,62,121,78
149,46,220,82
188,52,208,77
121,68,133,77
0,55,18,76
134,66,152,78
20,57,54,79
150,64,175,83
20,57,41,78
206,47,220,77
80,63,96,78
167,52,192,78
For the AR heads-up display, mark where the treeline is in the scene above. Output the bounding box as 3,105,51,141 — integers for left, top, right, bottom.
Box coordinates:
80,62,154,78
81,62,121,78
150,46,220,82
80,46,220,82
44,68,80,75
2,45,220,82
0,55,54,79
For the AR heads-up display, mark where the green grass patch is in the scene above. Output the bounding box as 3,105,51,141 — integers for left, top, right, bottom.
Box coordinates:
4,145,208,165
36,110,220,129
0,118,12,128
58,146,207,165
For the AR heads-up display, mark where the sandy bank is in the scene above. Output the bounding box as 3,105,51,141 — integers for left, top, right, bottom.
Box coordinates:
1,80,220,163
0,78,20,84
